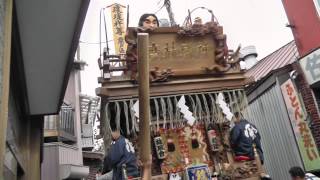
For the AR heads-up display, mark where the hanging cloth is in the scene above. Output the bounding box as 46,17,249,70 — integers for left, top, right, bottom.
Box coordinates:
123,101,130,136
154,98,160,132
167,97,174,129
173,96,181,125
103,103,112,152
232,90,241,113
129,100,138,136
208,93,217,123
160,97,167,129
187,95,196,123
201,94,210,125
195,94,203,123
115,101,121,133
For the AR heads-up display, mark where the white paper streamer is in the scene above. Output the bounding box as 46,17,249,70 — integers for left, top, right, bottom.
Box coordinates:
177,95,196,126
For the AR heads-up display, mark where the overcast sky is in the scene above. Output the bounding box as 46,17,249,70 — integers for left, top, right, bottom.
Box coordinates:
79,0,293,96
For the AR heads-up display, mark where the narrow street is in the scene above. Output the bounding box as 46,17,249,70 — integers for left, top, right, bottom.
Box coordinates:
0,0,320,180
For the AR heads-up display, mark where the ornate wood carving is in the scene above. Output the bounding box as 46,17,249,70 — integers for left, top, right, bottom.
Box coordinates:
125,22,242,83
177,22,241,73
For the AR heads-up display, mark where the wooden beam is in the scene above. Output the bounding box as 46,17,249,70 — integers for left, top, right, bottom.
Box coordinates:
28,118,42,180
44,129,77,142
0,0,13,177
58,130,77,142
137,33,151,179
44,129,59,137
96,76,247,99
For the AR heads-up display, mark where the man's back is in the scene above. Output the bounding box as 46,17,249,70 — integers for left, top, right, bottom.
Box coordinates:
230,119,263,162
108,136,139,180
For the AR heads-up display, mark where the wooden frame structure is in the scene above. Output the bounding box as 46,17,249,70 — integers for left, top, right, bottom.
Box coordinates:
97,23,262,180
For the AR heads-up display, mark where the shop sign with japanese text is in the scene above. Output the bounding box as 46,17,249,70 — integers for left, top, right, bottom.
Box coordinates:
299,48,320,86
281,79,320,171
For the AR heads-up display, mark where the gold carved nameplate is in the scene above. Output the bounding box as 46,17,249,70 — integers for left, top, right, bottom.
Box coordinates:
126,26,241,82
148,28,216,76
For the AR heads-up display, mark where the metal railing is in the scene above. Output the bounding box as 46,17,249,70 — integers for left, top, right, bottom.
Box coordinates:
44,105,75,136
59,106,74,135
98,50,128,81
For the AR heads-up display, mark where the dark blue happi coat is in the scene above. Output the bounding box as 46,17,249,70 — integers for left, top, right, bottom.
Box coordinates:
106,136,139,180
230,119,264,163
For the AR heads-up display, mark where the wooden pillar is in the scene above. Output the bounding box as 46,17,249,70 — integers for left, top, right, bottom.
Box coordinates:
28,117,43,180
137,33,151,179
0,0,13,177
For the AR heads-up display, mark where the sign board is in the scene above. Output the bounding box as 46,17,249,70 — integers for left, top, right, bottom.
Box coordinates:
280,79,320,171
108,3,127,55
125,26,242,79
299,48,320,86
149,31,216,75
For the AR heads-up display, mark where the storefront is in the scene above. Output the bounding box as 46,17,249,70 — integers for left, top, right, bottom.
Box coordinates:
299,47,320,109
246,41,320,179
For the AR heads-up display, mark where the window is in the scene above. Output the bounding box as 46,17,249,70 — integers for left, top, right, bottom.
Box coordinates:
314,0,320,16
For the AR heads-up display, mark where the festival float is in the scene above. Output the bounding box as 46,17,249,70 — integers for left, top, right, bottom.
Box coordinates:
96,3,263,180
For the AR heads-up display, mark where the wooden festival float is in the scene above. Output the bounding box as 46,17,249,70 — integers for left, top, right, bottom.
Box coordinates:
96,17,262,180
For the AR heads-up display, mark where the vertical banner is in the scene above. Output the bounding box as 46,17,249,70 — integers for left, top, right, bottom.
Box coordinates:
108,3,127,55
280,79,320,171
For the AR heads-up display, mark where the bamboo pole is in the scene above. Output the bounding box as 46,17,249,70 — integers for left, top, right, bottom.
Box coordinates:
138,33,151,179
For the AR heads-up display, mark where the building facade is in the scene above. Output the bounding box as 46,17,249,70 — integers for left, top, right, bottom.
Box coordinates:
246,41,320,178
0,0,90,179
282,0,320,150
80,94,101,180
41,60,90,180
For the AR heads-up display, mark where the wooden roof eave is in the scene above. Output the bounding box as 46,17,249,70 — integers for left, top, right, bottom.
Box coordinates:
96,74,248,100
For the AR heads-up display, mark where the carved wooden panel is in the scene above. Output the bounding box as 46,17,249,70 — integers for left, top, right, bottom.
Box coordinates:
125,24,242,82
149,32,216,75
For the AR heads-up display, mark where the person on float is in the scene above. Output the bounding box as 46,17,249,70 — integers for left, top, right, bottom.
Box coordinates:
230,112,271,179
